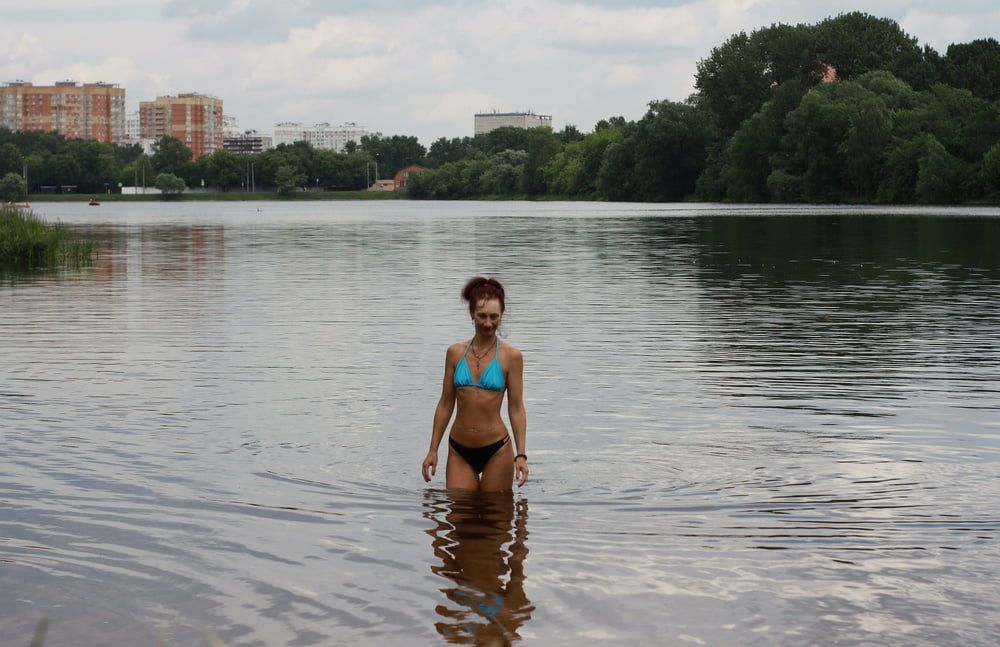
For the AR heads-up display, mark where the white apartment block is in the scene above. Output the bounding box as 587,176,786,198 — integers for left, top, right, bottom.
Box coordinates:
474,111,553,135
123,110,140,143
273,122,369,152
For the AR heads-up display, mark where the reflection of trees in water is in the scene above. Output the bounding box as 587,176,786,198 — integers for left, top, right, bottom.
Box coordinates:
423,491,533,645
688,216,1000,409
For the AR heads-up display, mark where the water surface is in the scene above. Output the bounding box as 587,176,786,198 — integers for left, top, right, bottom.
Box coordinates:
2,201,999,645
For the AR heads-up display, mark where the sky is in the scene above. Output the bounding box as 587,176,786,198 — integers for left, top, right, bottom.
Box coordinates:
2,0,998,145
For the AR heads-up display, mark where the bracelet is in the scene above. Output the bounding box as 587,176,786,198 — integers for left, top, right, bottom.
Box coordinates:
515,454,527,461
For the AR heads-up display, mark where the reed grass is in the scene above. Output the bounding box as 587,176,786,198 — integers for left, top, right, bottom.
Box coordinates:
0,204,94,269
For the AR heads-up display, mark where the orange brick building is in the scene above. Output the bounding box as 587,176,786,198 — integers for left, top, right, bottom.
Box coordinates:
0,80,127,144
139,93,224,159
394,164,425,191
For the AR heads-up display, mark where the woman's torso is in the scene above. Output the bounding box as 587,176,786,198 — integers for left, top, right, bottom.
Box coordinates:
450,339,508,446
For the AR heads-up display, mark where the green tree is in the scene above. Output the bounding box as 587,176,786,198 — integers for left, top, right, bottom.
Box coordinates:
426,137,475,168
0,171,27,201
154,172,186,197
772,80,902,202
544,142,585,196
814,12,924,85
556,124,584,144
596,140,636,201
489,149,527,195
521,128,562,195
275,164,303,196
715,80,804,201
627,100,713,201
0,143,23,176
877,133,941,203
151,136,194,174
695,31,772,136
360,134,426,178
474,127,532,156
203,149,244,191
942,38,1000,102
982,143,1000,200
915,138,962,203
594,116,627,131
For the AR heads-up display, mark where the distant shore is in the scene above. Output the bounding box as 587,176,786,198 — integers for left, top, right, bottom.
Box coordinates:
26,191,408,202
23,193,997,206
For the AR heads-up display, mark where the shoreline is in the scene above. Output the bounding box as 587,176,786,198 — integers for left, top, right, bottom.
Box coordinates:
23,192,998,206
25,191,407,202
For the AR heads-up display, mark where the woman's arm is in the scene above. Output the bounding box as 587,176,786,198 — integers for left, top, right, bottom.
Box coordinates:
506,348,528,486
423,347,457,482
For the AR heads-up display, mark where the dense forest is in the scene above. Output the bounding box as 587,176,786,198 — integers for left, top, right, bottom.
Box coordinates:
2,12,998,204
411,12,1000,204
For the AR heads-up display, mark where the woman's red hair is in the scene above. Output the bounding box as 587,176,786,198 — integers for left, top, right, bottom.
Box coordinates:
462,276,506,314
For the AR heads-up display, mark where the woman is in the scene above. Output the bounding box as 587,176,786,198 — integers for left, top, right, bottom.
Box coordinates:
422,277,528,491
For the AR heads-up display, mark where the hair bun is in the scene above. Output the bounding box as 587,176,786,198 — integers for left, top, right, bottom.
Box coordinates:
461,276,506,313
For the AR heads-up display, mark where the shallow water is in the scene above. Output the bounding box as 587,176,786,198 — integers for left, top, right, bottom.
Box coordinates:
2,201,999,646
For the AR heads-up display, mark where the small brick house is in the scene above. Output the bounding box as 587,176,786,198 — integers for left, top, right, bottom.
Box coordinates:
393,164,425,191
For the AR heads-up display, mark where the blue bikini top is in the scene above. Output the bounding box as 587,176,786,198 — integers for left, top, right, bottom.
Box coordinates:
453,337,505,392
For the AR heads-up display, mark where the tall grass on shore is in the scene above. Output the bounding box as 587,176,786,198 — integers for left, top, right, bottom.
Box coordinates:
0,204,94,269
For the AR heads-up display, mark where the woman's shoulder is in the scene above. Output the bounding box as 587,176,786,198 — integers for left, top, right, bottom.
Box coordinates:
446,341,468,358
499,339,523,360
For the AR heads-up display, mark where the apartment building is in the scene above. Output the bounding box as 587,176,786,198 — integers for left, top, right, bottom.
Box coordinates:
223,130,273,155
0,80,127,144
273,122,368,153
474,111,552,135
139,93,224,159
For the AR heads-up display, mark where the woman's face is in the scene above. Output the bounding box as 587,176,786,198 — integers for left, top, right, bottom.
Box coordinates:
472,298,503,337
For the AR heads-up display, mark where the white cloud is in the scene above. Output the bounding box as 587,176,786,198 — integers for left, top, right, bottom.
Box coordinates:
8,34,43,62
33,56,140,87
424,89,500,124
900,8,1000,50
546,2,713,50
3,0,999,143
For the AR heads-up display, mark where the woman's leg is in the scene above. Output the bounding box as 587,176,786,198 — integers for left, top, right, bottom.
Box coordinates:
478,440,515,492
446,445,480,490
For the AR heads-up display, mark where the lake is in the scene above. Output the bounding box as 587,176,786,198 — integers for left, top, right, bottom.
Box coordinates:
2,201,999,646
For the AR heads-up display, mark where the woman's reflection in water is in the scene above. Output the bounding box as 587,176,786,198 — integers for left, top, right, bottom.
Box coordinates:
423,490,534,645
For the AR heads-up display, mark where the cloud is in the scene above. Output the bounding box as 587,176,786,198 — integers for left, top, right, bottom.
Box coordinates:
4,0,1000,144
6,34,42,62
424,89,500,124
900,8,1000,50
33,56,140,87
543,2,715,51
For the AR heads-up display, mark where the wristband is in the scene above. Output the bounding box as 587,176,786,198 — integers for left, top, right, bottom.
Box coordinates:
515,454,527,461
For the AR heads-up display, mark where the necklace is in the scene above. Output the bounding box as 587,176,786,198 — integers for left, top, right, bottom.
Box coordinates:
469,339,493,371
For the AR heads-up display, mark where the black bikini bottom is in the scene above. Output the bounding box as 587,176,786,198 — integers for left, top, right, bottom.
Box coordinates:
449,435,510,474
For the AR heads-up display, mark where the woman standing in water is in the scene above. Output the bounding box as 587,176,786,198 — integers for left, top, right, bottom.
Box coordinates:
422,277,528,491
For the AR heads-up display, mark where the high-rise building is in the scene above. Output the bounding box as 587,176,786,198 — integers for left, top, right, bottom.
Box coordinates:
474,111,552,135
273,122,368,153
121,110,141,145
139,93,224,159
0,80,126,144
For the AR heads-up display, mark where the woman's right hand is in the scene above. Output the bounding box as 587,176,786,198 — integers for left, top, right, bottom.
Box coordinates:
421,451,438,482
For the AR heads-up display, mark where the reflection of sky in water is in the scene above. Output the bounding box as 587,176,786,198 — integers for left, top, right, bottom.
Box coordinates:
1,202,999,645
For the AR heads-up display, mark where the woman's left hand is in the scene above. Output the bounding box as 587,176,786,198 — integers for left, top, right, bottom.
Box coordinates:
515,456,529,487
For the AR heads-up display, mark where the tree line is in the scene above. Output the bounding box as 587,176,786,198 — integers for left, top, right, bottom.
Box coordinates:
411,12,1000,204
2,12,999,204
0,128,426,198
